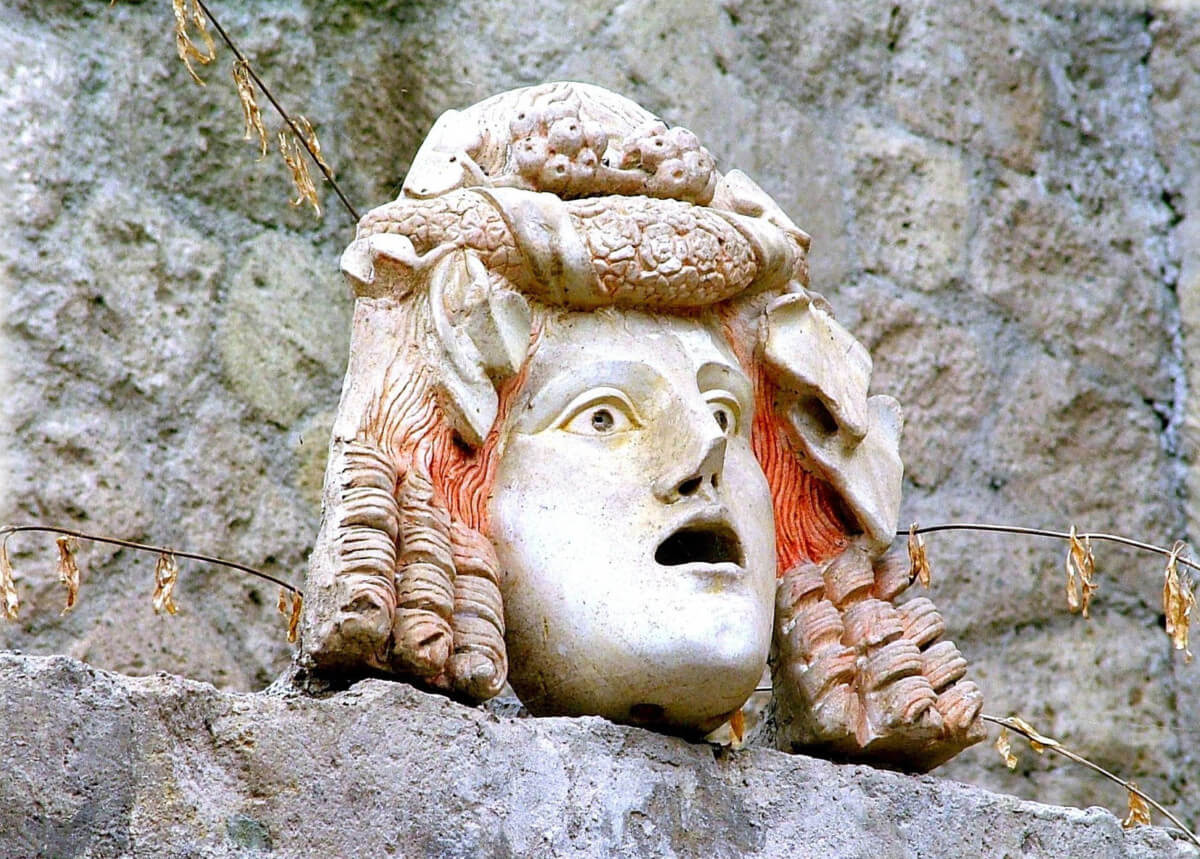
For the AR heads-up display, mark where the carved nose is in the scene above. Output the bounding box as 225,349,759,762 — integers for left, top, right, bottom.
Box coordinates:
654,433,727,503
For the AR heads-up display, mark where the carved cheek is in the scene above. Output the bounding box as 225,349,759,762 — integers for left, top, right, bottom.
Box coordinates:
722,442,778,598
488,431,660,581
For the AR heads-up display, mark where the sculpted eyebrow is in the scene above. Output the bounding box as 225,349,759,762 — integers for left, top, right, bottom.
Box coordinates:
520,360,663,433
697,361,754,410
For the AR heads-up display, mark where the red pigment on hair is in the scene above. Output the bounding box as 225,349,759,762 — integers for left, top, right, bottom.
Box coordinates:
428,360,532,534
719,310,850,573
749,362,848,572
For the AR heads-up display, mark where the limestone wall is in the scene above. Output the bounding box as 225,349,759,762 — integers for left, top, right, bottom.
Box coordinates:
2,653,1194,858
2,0,1199,834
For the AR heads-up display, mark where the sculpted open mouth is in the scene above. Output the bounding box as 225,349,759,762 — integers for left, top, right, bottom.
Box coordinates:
655,520,745,568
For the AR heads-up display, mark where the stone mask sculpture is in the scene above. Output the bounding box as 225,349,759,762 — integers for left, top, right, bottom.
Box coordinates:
300,82,985,771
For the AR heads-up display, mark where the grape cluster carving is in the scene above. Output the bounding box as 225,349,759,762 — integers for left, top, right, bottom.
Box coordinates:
508,102,716,204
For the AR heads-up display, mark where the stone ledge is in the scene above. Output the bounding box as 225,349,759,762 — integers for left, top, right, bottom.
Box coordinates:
0,652,1192,858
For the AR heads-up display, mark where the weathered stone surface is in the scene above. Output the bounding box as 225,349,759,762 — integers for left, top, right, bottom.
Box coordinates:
217,231,351,428
887,2,1050,173
1151,5,1200,791
2,0,1198,833
849,126,970,296
0,653,1192,859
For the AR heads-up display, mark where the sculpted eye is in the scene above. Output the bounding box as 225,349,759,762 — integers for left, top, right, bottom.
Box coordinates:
705,391,740,435
555,387,640,436
590,409,615,432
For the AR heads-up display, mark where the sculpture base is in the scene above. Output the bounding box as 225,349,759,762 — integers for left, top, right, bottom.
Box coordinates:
0,653,1189,858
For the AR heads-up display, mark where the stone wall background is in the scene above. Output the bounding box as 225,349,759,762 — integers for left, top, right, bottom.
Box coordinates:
2,0,1198,830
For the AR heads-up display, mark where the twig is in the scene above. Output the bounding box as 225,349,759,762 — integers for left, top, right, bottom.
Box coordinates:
193,0,360,221
904,522,1200,576
0,525,301,597
983,714,1200,847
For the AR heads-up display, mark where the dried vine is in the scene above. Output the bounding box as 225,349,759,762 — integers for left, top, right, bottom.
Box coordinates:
0,524,302,641
986,713,1199,847
904,521,1195,661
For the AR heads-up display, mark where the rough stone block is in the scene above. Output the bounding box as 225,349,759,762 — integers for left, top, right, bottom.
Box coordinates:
0,654,1193,858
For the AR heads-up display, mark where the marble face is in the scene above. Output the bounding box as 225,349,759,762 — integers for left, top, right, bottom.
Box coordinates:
488,311,777,733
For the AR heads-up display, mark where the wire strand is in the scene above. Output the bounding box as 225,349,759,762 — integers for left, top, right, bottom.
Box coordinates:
0,525,301,597
903,522,1200,575
194,0,361,222
983,714,1199,847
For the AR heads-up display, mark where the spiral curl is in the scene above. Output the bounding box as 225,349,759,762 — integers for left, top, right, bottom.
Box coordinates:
773,548,985,771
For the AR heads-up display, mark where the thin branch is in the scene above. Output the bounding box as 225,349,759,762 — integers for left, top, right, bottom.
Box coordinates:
193,0,361,222
0,525,301,597
982,714,1200,847
903,522,1200,576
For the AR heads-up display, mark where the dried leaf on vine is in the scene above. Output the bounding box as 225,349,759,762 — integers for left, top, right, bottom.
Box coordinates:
1,541,19,621
232,60,268,157
994,728,1018,770
729,708,745,744
287,592,302,643
153,552,180,616
907,523,931,588
1065,525,1097,618
278,130,320,215
1122,786,1152,829
1163,541,1196,663
55,537,81,615
1007,715,1060,754
277,586,289,617
171,0,216,85
295,115,332,175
